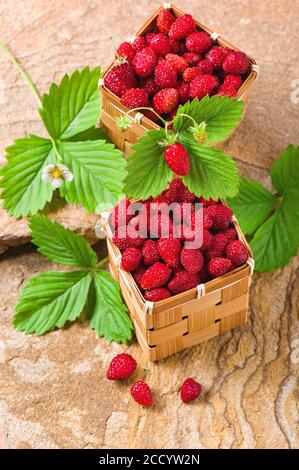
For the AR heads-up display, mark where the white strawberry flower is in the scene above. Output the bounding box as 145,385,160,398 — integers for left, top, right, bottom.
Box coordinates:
41,164,73,188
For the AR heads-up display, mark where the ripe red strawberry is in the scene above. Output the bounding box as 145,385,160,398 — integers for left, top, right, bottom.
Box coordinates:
150,213,174,238
113,226,144,251
112,226,133,251
145,32,155,45
201,229,213,250
141,239,159,266
169,14,196,40
121,247,142,272
107,353,137,381
144,287,171,302
154,60,177,88
189,74,218,99
223,74,243,90
104,63,137,97
132,36,147,52
181,185,196,203
168,270,199,294
153,88,179,114
217,84,237,97
116,42,136,62
120,88,149,109
150,33,171,56
177,80,189,104
198,59,214,74
183,66,201,82
181,378,202,403
164,178,185,203
205,46,229,68
132,47,157,77
183,52,201,66
141,262,172,289
226,240,249,267
140,77,159,97
157,238,181,268
170,39,181,54
164,142,190,176
166,54,188,74
189,210,213,231
186,31,212,54
221,227,237,241
132,264,146,289
180,248,204,274
223,51,250,74
205,233,229,259
157,8,176,34
131,380,153,407
205,204,233,230
208,257,232,278
110,198,132,229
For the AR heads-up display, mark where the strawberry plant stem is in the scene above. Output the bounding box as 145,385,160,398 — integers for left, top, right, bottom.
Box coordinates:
0,42,42,107
95,256,109,269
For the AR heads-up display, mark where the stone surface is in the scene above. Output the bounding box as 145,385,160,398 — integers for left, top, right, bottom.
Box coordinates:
0,0,298,449
0,202,100,254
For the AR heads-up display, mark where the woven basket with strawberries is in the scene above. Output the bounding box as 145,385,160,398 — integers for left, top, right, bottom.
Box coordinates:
100,4,258,155
100,4,256,361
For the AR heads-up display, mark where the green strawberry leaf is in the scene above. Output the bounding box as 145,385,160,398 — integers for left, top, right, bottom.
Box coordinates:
226,177,276,235
178,132,239,199
250,189,299,271
86,270,133,343
270,145,299,195
59,139,127,212
174,96,244,142
0,135,56,218
29,215,98,267
39,67,101,140
124,129,172,200
14,270,92,335
67,126,108,142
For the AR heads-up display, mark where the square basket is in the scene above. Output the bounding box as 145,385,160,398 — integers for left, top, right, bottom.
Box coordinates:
99,4,259,155
102,214,254,361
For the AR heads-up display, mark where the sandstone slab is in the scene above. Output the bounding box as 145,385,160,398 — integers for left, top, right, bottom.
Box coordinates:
0,0,298,449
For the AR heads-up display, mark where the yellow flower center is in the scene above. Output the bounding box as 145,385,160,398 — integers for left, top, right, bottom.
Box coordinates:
51,167,63,179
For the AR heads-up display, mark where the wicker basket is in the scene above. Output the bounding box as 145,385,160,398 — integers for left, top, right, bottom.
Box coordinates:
102,215,254,361
100,4,259,155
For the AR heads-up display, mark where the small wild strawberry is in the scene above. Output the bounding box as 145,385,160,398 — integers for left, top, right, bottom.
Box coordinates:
164,142,190,176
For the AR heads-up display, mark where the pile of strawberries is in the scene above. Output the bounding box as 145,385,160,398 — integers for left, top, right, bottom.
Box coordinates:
110,179,249,302
104,8,251,121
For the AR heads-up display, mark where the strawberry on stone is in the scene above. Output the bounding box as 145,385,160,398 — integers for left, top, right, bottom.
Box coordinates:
107,353,137,381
